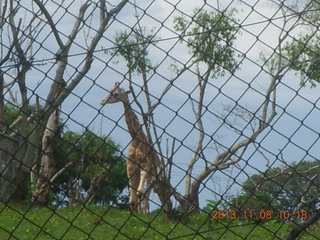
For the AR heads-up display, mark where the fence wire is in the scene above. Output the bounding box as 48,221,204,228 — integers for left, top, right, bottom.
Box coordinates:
1,0,320,239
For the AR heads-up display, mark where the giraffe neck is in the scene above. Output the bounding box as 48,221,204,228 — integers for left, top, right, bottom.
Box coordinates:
122,101,148,143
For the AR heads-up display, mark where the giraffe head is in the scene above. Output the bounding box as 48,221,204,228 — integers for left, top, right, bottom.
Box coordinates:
101,82,131,105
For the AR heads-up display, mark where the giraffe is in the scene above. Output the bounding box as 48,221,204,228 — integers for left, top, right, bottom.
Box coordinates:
100,82,158,214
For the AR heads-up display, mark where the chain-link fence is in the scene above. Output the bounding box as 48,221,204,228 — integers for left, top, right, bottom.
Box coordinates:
1,0,320,239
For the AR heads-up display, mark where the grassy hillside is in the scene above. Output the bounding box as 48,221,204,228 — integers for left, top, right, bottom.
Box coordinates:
0,203,318,240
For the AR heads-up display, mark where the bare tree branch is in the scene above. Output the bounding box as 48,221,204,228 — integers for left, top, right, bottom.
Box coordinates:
0,0,8,29
286,209,320,240
44,0,129,119
83,169,110,205
0,0,129,203
0,0,15,66
33,0,64,49
185,68,280,209
184,61,208,197
45,2,90,107
0,71,4,130
49,161,75,184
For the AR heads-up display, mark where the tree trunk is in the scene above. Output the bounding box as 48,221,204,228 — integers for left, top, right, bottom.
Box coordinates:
153,172,177,219
286,210,320,240
0,134,20,202
33,109,59,205
0,0,129,204
0,71,4,131
68,177,81,207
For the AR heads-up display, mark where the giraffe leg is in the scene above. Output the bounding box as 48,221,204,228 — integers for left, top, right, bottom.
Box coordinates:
136,168,149,213
142,175,153,214
127,159,140,212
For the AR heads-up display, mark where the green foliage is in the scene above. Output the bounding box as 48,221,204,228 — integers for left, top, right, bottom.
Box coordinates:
2,103,20,128
204,199,222,211
228,192,279,214
1,103,39,134
173,8,240,78
1,102,61,135
107,27,156,74
53,130,128,207
284,34,320,87
229,160,320,213
281,0,320,87
1,103,128,207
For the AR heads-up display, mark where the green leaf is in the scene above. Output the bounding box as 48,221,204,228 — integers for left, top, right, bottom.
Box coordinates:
173,8,241,79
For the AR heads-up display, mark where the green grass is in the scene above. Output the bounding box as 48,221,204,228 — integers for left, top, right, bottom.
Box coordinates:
0,203,319,240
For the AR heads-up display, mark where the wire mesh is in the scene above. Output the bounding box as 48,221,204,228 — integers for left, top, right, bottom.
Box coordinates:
0,0,320,239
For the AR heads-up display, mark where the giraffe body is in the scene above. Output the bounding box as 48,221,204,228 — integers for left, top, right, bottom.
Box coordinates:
101,82,158,213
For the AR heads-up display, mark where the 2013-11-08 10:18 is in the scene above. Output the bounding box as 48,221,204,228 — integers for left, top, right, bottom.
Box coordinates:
211,210,308,220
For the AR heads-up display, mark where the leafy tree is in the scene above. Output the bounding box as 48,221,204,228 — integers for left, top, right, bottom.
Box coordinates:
284,33,320,87
173,8,240,78
228,160,320,215
202,200,222,213
172,8,244,214
1,103,19,129
269,1,320,238
110,27,155,74
108,7,244,216
1,103,128,207
227,192,281,219
270,0,320,87
52,130,128,208
0,0,129,203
